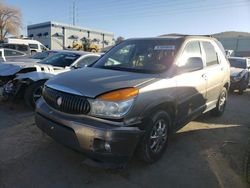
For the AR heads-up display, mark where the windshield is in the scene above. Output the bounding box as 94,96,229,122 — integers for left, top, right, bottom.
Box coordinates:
229,58,247,69
32,51,57,60
39,52,80,67
93,39,179,73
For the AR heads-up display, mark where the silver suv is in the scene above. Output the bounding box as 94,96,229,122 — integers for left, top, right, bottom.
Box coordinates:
35,36,230,166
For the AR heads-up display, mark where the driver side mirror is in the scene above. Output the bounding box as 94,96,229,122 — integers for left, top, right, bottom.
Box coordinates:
178,57,204,73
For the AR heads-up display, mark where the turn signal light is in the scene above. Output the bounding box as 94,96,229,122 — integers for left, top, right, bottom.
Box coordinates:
98,88,139,101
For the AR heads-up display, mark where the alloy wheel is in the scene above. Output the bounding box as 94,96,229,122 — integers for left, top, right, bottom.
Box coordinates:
149,119,168,153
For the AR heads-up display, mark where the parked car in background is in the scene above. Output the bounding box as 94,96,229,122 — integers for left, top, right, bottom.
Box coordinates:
228,57,250,94
35,36,230,167
1,51,100,109
225,49,235,57
0,48,27,62
4,38,48,54
0,49,5,62
5,50,59,63
0,43,31,55
31,50,58,60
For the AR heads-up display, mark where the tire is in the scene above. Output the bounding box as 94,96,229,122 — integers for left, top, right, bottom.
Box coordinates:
136,110,171,163
211,87,227,117
238,88,244,95
24,80,46,110
90,49,97,53
31,50,37,55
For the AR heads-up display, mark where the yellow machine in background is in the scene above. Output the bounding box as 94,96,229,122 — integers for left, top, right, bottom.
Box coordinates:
72,38,99,53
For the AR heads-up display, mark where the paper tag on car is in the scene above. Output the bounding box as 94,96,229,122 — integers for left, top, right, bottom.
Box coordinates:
154,45,175,50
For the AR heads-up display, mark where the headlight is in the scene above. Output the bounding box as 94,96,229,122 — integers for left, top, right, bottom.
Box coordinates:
89,88,138,118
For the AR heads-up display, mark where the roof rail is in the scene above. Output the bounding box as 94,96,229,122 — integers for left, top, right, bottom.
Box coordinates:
159,34,214,38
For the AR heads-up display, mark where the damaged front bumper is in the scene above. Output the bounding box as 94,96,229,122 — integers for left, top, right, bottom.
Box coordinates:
35,98,144,166
1,79,24,99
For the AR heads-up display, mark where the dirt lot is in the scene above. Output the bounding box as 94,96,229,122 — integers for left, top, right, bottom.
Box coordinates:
0,90,249,188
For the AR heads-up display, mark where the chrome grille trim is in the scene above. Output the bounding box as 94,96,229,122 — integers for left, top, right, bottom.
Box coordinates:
42,86,90,114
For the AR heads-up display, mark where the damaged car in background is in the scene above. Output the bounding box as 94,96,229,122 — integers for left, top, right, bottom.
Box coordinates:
228,57,250,94
0,51,100,109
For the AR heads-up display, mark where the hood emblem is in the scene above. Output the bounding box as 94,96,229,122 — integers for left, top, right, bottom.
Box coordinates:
57,97,63,106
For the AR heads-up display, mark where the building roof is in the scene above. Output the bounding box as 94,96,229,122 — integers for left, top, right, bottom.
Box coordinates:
28,21,114,36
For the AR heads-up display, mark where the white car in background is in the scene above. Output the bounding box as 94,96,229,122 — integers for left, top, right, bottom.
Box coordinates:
0,48,28,62
1,51,100,109
4,38,48,54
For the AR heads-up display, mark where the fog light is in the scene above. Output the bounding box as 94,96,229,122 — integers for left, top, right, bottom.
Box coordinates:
104,142,111,151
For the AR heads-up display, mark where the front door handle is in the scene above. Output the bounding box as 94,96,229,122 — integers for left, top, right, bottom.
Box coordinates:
202,74,207,79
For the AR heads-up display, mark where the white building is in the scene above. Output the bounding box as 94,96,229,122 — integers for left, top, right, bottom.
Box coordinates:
213,32,250,57
27,21,115,50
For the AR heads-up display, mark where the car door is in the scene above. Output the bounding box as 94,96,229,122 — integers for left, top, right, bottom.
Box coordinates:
201,41,225,109
174,41,207,125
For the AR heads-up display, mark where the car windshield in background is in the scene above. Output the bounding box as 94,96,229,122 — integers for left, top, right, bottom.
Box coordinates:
39,53,80,67
229,58,247,69
32,51,57,60
93,39,178,73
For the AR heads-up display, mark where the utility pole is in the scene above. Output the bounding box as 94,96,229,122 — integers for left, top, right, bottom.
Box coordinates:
72,0,76,25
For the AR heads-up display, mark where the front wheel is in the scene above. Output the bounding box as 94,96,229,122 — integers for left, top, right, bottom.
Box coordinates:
137,110,171,163
211,87,227,117
24,80,46,110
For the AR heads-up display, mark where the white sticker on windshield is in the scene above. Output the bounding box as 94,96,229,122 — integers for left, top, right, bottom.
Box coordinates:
65,57,76,60
154,45,175,50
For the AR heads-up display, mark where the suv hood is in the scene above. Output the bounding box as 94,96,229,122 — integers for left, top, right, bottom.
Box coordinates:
46,67,157,98
230,67,243,77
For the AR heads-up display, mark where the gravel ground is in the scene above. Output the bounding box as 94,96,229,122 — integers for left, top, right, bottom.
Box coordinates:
0,89,249,188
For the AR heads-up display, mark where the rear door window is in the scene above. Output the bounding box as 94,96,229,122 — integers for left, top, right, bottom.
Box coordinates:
202,42,219,66
4,49,25,56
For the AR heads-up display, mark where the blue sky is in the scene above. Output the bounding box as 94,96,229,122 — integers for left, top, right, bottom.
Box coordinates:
4,0,250,38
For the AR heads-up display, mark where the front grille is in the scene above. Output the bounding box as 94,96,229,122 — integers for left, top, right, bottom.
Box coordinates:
42,86,90,114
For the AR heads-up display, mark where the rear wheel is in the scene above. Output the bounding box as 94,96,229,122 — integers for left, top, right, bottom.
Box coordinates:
24,80,46,110
90,49,97,53
211,87,227,117
137,110,171,163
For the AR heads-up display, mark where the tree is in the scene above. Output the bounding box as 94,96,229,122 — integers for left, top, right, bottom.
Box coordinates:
116,36,125,44
0,2,22,40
